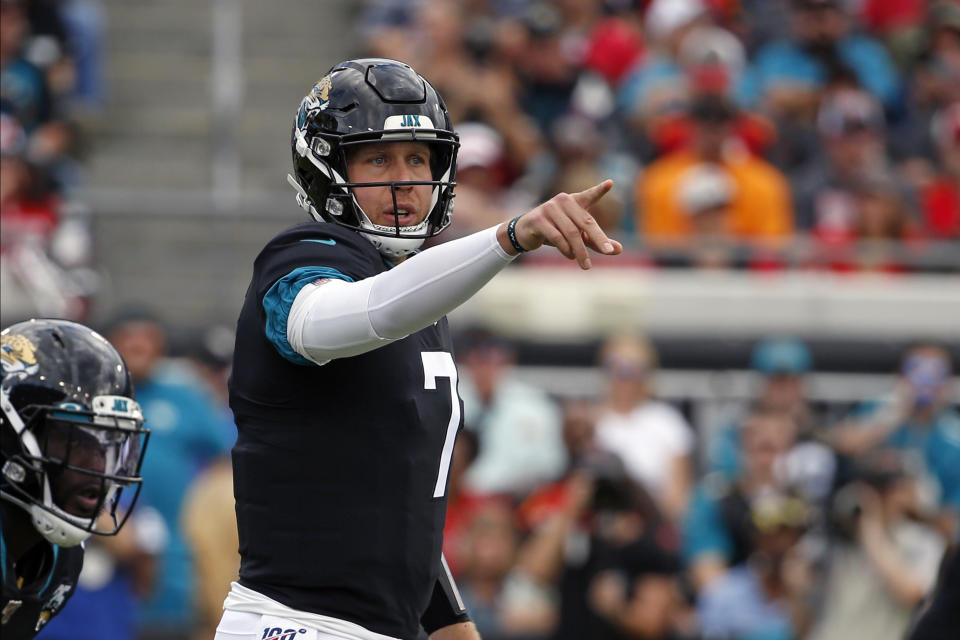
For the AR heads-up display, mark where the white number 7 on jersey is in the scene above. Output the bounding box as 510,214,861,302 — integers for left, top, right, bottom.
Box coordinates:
422,351,461,498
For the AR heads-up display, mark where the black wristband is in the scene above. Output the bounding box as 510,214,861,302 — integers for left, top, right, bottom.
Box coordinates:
506,216,528,253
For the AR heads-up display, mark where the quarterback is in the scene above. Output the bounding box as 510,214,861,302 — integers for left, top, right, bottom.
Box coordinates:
220,58,621,640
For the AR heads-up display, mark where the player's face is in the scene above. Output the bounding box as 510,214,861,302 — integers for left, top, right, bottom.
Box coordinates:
346,141,433,228
39,421,110,518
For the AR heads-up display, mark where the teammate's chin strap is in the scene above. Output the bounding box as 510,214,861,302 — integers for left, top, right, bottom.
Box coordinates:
287,224,515,365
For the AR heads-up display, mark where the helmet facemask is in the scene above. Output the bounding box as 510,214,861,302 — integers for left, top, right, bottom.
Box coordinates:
1,393,149,547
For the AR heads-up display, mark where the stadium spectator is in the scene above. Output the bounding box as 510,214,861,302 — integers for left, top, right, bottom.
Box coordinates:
918,102,960,240
792,88,893,233
670,161,737,268
684,406,799,590
858,0,927,69
542,114,636,239
816,171,925,273
105,309,236,640
181,459,239,640
182,323,236,415
580,6,645,88
443,430,499,579
809,450,946,640
454,500,546,640
457,329,567,498
827,343,960,539
1,0,55,134
58,0,108,111
889,2,960,166
707,336,836,502
696,491,815,640
593,333,694,523
737,0,900,114
511,2,587,138
514,451,683,640
634,92,794,253
618,0,726,161
0,0,99,324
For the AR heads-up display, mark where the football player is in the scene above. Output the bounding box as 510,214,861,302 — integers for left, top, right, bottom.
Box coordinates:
222,58,621,640
1,318,150,638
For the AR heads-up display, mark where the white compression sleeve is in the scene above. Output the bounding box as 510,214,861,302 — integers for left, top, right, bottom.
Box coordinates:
287,225,515,364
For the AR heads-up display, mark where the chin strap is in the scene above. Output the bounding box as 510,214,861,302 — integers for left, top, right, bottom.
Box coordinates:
287,174,323,222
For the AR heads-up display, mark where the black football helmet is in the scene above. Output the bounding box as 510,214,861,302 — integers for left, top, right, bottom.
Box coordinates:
1,319,149,547
288,58,459,258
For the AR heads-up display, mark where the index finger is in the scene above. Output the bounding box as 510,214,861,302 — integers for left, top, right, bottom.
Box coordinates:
572,179,614,210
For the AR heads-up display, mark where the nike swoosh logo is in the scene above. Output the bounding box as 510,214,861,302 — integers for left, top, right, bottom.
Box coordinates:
301,238,336,245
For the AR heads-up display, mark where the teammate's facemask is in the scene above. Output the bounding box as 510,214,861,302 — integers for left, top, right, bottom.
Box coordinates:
288,57,459,259
1,319,149,547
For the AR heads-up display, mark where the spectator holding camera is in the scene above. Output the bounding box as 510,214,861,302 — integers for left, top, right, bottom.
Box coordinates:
514,451,684,640
809,451,946,640
828,343,960,539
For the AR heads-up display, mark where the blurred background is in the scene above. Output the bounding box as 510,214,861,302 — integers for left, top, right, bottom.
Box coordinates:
2,0,959,639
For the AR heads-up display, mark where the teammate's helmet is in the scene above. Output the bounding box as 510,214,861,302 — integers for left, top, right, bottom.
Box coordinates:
1,319,149,547
288,58,459,258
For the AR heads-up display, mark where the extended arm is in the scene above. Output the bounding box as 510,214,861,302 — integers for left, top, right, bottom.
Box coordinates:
288,224,514,364
288,181,621,364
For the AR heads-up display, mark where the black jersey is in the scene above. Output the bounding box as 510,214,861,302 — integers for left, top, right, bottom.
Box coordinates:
1,522,83,639
230,222,466,639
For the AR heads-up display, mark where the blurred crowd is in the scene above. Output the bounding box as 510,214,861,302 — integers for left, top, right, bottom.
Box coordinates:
373,0,960,271
437,329,958,640
0,0,105,322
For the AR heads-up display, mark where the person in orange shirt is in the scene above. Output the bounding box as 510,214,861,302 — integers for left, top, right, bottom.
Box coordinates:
635,94,795,253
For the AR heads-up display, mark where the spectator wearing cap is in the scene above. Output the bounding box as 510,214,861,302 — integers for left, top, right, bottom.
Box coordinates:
456,328,567,498
809,450,946,640
791,88,895,233
712,337,837,509
695,490,815,640
626,21,776,161
737,0,900,116
671,162,737,268
635,92,794,253
827,343,960,540
617,0,709,154
707,337,833,495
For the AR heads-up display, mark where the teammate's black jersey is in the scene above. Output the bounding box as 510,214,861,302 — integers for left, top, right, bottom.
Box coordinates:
230,222,466,639
1,522,83,639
